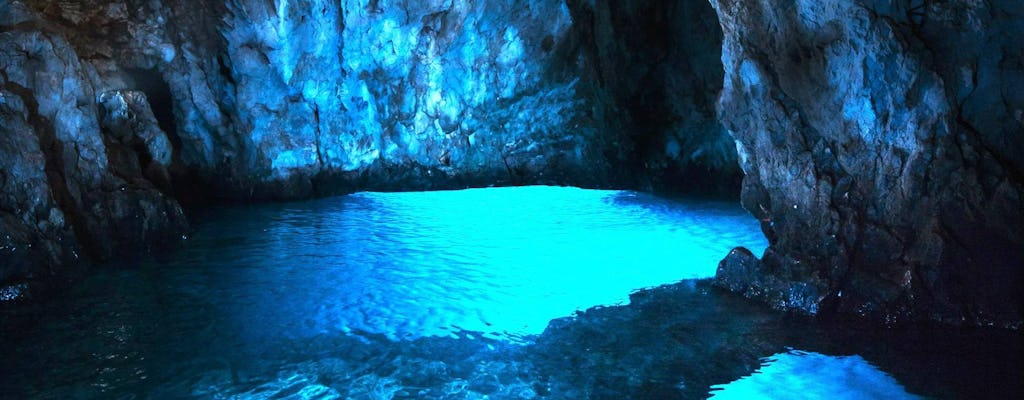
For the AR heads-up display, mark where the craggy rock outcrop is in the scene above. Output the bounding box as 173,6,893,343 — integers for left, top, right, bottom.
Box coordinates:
1,4,187,285
711,0,1023,327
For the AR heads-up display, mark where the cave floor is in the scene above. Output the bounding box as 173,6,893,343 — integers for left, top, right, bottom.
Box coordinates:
1,186,1020,399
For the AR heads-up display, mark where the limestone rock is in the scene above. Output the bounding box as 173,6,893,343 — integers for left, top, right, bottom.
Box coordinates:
1,8,187,285
0,87,81,283
710,0,1024,327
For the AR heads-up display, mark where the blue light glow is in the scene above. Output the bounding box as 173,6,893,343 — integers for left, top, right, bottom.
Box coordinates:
178,186,766,343
708,350,922,400
4,186,996,398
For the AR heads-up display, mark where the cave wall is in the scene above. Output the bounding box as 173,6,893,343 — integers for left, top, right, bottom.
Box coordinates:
1,5,188,284
7,0,1017,330
3,0,735,202
711,0,1024,328
215,0,633,198
1,0,732,285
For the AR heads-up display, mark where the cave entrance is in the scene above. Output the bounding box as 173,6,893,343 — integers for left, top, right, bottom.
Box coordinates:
571,0,738,198
123,67,205,202
125,68,181,153
625,0,736,198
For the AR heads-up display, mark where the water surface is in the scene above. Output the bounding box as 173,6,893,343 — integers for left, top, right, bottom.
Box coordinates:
155,186,767,342
1,186,1019,398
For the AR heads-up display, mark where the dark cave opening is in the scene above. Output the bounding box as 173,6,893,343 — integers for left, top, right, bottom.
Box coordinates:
122,67,206,202
568,0,740,198
125,68,180,154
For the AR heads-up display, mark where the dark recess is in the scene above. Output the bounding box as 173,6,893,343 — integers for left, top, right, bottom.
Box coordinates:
125,68,179,148
124,67,207,205
566,0,740,199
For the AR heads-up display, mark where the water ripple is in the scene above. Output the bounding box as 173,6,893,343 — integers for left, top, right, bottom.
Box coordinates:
161,186,767,343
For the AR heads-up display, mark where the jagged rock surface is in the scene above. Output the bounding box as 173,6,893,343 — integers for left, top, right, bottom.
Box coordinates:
711,0,1023,327
1,3,187,284
1,0,732,286
225,0,644,197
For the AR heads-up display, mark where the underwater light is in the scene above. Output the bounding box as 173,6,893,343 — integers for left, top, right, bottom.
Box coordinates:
708,350,922,400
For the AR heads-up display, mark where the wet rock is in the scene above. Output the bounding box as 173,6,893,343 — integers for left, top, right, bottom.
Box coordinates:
98,90,175,190
98,90,173,167
468,373,501,395
1,7,187,281
716,247,826,315
0,86,81,283
714,247,763,294
709,0,1024,327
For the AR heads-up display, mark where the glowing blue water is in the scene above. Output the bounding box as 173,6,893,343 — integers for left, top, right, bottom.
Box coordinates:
173,186,767,342
3,186,1015,398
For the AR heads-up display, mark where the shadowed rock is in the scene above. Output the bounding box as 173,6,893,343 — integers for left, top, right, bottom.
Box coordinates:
709,0,1023,327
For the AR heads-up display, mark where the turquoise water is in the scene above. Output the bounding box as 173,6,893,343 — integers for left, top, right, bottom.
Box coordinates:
1,186,1020,398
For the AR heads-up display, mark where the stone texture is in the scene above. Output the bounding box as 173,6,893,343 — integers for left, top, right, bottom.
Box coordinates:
710,0,1023,327
9,0,733,203
4,0,1020,331
2,0,731,287
0,85,81,282
213,0,632,198
1,3,187,288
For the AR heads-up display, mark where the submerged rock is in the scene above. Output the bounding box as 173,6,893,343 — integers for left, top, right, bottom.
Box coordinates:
715,247,825,315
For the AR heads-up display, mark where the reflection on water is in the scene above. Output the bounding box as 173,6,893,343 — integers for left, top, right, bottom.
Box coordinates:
0,186,1020,399
708,351,921,400
157,186,767,342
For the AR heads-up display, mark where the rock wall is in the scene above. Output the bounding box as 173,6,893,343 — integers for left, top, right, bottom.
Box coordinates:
1,5,188,284
215,0,632,198
9,0,1017,330
1,0,733,286
711,0,1023,328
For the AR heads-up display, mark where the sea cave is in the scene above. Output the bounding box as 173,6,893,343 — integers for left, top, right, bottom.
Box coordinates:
1,0,1022,398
